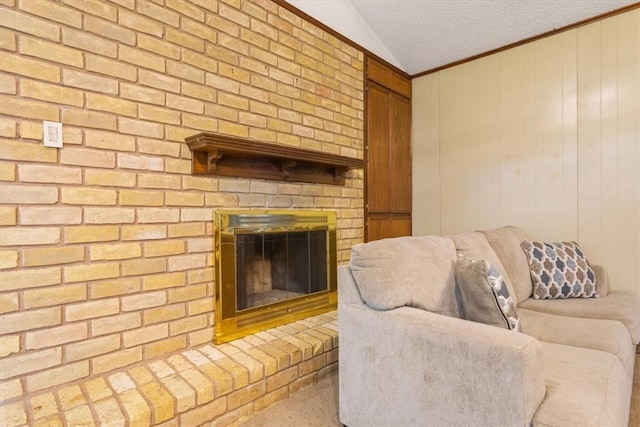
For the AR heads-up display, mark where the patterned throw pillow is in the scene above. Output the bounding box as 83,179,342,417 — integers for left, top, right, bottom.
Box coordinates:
520,241,598,300
455,255,521,332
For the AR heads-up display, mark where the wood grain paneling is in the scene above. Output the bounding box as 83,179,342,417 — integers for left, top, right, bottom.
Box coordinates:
366,82,391,212
367,57,412,97
389,92,412,212
365,57,412,241
412,9,640,293
367,216,412,241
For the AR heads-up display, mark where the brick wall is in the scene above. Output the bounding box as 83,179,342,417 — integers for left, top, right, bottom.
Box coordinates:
0,0,364,397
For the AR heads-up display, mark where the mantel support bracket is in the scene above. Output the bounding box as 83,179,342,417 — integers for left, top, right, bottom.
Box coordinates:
334,167,348,184
207,150,224,173
281,160,297,179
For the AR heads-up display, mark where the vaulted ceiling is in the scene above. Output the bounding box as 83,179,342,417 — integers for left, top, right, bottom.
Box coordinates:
287,0,637,75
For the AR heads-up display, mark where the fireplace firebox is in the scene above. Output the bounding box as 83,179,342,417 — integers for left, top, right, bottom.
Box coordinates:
214,210,337,343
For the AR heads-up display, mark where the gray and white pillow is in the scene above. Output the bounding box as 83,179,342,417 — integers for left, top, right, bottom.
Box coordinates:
455,254,521,332
520,241,598,300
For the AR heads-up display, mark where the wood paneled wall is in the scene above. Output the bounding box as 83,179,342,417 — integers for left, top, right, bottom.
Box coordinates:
412,9,639,293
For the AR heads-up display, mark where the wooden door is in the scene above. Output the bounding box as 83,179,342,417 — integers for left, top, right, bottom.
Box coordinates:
367,82,392,213
365,57,412,241
367,216,412,242
389,92,411,213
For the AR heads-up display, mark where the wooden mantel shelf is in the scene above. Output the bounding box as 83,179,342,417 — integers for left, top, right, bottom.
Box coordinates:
185,133,366,185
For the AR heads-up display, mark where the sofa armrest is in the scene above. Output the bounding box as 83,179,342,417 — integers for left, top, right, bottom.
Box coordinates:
591,264,609,296
339,302,546,427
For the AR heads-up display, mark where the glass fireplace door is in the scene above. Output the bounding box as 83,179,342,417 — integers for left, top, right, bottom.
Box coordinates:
214,210,337,344
235,229,328,311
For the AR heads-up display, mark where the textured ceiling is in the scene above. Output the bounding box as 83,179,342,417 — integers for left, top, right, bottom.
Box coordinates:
346,0,637,75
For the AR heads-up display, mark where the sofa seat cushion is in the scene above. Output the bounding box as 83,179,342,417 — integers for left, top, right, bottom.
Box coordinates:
519,291,640,345
533,342,630,427
532,343,631,427
480,226,533,304
349,235,460,317
518,308,635,381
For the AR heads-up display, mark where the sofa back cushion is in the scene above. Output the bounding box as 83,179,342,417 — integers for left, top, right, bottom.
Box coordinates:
449,231,518,303
480,226,533,304
349,235,460,317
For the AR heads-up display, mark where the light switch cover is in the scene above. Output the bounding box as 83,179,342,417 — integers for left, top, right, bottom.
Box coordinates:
43,121,63,148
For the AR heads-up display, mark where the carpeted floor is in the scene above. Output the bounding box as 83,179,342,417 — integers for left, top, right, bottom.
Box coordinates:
242,354,640,426
240,370,340,427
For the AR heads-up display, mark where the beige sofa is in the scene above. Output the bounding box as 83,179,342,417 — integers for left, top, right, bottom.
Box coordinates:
338,226,640,427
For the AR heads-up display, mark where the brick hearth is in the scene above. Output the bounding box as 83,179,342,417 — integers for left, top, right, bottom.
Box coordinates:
0,312,338,426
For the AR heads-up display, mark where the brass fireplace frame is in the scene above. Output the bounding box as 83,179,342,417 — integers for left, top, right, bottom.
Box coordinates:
213,210,337,344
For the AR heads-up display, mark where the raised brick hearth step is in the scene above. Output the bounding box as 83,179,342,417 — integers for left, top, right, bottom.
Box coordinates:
0,312,339,426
